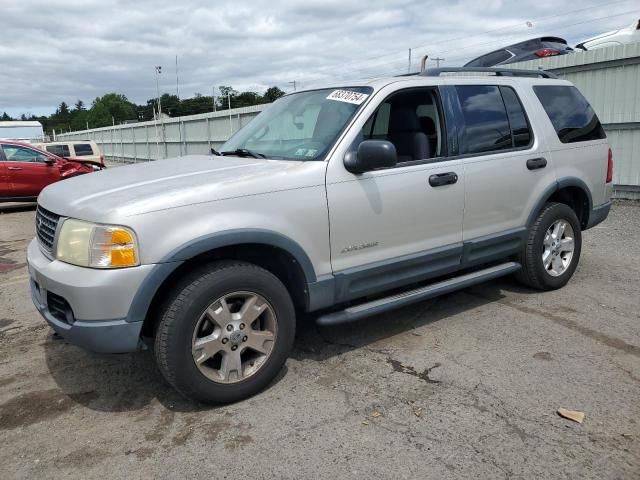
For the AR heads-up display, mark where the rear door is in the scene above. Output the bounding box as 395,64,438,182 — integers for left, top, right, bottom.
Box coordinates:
71,143,98,163
0,144,60,198
447,83,556,264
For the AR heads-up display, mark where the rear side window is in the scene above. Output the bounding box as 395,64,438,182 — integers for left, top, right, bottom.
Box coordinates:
455,85,512,154
467,50,513,67
534,86,605,143
46,144,70,157
73,143,94,156
500,86,532,148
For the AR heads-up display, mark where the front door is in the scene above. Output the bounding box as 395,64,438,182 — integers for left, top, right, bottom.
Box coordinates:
0,145,59,198
326,87,465,301
0,159,9,197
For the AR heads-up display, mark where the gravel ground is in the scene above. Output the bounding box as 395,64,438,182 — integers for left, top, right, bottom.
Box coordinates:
0,201,638,479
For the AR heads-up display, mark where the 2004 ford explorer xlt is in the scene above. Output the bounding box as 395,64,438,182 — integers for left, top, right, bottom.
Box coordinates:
27,68,613,403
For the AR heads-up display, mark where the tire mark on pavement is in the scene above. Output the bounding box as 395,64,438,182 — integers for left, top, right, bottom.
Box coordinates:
469,292,640,358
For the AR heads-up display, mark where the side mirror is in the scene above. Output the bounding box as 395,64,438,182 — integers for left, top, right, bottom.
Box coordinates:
344,140,397,174
44,158,56,165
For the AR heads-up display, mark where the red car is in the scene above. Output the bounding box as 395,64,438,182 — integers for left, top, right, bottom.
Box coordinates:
0,141,94,202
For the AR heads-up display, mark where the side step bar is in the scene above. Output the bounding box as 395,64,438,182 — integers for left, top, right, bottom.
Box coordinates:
316,262,521,326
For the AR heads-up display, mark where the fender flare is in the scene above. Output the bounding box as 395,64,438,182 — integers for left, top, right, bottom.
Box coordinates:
526,177,593,228
126,229,317,323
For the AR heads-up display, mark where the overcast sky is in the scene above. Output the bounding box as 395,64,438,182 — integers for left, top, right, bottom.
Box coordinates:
1,0,637,116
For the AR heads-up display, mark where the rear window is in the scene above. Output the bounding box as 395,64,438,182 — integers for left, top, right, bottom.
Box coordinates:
534,86,605,143
46,144,70,157
73,143,94,156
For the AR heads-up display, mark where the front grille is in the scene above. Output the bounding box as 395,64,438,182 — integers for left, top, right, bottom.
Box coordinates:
36,206,60,254
47,292,74,324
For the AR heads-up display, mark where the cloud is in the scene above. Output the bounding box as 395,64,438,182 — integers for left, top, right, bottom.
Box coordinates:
0,0,636,116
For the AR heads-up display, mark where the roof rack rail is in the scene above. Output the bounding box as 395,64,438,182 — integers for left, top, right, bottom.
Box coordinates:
420,67,558,79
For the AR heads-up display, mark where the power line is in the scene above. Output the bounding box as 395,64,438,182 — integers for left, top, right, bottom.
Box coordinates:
306,0,635,77
442,9,638,63
325,6,637,81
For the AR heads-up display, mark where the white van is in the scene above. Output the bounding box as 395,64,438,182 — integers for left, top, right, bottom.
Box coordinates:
34,140,104,168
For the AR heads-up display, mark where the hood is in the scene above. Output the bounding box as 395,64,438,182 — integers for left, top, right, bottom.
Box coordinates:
38,155,326,222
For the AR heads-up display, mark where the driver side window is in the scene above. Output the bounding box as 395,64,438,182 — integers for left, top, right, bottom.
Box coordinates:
2,145,49,163
359,88,445,163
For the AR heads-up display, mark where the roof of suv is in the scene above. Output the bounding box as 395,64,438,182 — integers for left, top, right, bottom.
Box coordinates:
306,72,571,94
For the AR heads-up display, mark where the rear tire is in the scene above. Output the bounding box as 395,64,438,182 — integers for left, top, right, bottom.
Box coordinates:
515,202,582,290
154,261,295,404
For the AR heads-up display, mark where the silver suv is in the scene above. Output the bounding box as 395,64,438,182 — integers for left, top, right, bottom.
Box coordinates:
27,68,613,403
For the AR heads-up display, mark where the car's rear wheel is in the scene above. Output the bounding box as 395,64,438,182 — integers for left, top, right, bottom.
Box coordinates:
515,202,582,290
154,261,295,404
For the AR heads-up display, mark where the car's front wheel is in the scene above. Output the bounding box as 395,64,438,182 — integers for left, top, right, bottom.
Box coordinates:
515,202,582,290
154,261,295,404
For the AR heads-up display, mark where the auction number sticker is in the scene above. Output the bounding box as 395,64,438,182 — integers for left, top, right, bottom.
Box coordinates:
326,90,369,105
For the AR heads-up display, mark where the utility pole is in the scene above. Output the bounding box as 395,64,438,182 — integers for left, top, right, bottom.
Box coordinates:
433,57,445,68
288,81,297,92
212,86,217,112
175,55,180,99
154,65,162,118
408,48,412,73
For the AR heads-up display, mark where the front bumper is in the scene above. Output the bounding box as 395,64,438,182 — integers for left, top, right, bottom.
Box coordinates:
27,239,154,353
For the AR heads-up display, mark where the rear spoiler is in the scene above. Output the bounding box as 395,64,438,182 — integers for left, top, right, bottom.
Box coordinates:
540,36,568,44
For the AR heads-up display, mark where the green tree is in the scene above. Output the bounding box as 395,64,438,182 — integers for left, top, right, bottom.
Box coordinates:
1,112,13,120
263,86,285,103
74,100,86,111
87,101,111,127
57,102,70,116
87,93,136,127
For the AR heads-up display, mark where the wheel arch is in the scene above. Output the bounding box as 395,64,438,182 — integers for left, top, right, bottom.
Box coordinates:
127,230,318,337
527,178,593,230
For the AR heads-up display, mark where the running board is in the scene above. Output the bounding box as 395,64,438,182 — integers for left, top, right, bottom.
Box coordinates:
316,262,521,326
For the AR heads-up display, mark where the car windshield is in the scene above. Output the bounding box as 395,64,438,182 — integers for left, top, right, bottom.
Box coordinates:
219,87,373,161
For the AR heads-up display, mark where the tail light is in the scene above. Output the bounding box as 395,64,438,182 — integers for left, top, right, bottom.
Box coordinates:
606,148,613,183
99,154,105,166
535,48,560,58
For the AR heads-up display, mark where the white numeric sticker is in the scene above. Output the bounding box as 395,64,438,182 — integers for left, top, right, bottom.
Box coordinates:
326,90,369,105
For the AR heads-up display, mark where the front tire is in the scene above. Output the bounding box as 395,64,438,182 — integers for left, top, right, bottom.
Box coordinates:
515,202,582,290
154,261,295,404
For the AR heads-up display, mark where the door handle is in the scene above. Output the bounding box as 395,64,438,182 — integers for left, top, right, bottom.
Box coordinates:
429,172,458,187
526,157,547,170
7,166,23,171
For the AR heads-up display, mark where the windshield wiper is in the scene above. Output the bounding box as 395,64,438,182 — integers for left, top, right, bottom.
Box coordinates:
220,148,266,159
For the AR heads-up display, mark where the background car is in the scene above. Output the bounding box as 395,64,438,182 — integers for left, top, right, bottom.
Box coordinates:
576,18,640,50
464,37,573,67
34,140,105,169
0,141,94,202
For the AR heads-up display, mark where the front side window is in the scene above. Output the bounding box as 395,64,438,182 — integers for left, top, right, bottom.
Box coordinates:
220,87,372,161
455,85,512,154
1,145,49,163
360,88,445,162
73,144,94,156
534,85,605,143
46,144,71,157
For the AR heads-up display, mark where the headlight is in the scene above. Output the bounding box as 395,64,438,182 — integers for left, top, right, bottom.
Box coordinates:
56,219,139,268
